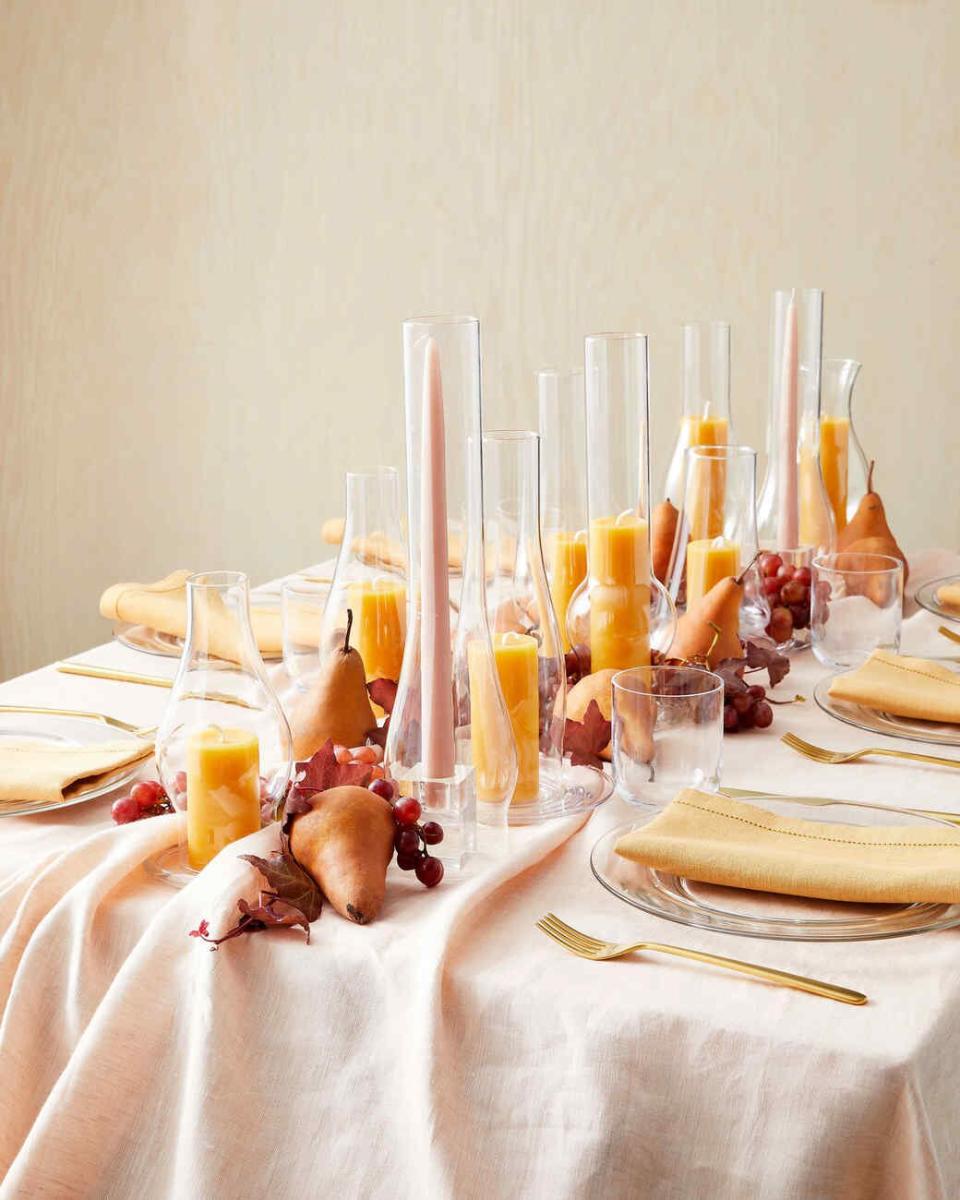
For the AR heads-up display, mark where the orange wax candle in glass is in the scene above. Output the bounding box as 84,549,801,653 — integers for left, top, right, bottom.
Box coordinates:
685,537,740,606
470,632,539,804
588,514,651,671
347,578,406,684
818,416,849,534
663,322,733,507
819,359,865,535
186,725,260,869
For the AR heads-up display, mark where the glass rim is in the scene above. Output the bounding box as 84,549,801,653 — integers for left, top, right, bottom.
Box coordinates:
813,552,904,577
773,286,823,300
403,313,479,327
484,428,538,444
681,319,731,332
823,356,862,371
281,574,331,595
187,570,249,590
585,331,648,343
345,465,400,480
536,366,584,380
612,664,724,698
685,443,757,461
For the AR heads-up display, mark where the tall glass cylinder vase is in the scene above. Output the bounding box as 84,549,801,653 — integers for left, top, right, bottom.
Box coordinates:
538,369,588,653
567,333,676,665
820,358,869,533
663,321,734,506
756,288,833,650
152,571,293,886
385,317,516,859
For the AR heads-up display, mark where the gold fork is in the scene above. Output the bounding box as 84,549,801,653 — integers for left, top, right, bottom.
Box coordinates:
0,704,156,739
536,914,866,1005
781,731,960,770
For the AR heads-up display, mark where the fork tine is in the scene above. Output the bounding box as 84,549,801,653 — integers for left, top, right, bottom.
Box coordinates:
781,732,836,762
539,915,593,949
541,913,606,953
536,919,591,957
538,916,600,954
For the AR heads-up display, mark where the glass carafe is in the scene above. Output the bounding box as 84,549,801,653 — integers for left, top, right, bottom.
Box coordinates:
152,571,293,885
663,322,734,507
820,358,868,534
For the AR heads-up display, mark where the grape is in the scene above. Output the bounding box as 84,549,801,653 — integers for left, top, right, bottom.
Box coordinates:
723,705,740,733
394,827,421,856
396,850,423,871
131,780,162,810
753,701,774,729
780,580,806,605
393,797,422,826
790,603,810,629
732,693,752,714
776,564,796,582
416,856,444,888
351,745,379,764
794,566,812,587
766,606,793,643
747,684,766,701
111,794,141,824
738,704,756,730
421,820,444,845
369,778,396,803
763,577,781,598
761,553,783,577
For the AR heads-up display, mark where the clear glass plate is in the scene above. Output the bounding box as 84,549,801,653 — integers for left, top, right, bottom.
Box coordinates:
916,575,960,623
813,670,960,747
113,593,283,660
591,795,960,941
0,713,147,817
507,758,613,826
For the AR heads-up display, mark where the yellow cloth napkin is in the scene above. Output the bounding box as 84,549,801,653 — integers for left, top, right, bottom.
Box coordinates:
827,649,960,724
936,582,960,614
614,789,960,904
99,571,283,662
0,738,154,809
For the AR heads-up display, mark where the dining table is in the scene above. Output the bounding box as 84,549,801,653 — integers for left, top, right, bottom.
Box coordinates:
2,550,960,1200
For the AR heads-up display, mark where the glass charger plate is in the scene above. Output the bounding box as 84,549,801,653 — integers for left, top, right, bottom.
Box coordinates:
114,593,283,660
591,795,960,941
507,759,613,826
916,575,960,623
0,712,147,817
813,670,960,747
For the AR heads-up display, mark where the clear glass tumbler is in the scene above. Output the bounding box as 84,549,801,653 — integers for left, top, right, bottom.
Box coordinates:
612,665,724,810
811,552,903,669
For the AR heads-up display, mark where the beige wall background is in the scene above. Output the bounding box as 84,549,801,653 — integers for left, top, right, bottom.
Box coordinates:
1,0,958,680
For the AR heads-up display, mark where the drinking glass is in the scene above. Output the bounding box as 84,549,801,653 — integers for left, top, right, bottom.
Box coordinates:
612,666,723,810
811,553,903,669
281,575,330,689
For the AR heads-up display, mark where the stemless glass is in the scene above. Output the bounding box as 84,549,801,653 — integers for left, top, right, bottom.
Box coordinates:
281,575,330,689
153,571,293,885
811,552,904,669
612,666,724,810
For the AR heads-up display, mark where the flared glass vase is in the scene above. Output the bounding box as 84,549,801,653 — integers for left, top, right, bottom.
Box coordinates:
152,571,293,886
318,467,406,709
820,358,869,534
663,321,735,507
385,316,516,862
567,333,677,665
482,430,610,824
538,368,589,655
756,288,833,651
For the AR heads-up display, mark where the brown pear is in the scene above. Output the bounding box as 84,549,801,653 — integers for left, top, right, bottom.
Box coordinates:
289,785,395,923
671,572,745,667
837,461,908,585
289,609,376,759
651,499,680,585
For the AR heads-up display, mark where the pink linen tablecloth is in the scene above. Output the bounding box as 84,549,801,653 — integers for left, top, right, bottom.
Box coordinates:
2,553,960,1200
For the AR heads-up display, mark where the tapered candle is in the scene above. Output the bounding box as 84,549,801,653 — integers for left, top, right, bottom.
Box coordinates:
420,339,456,779
777,296,799,548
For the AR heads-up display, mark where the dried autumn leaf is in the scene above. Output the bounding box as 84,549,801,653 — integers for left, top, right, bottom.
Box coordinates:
744,638,791,688
563,698,611,769
189,895,312,949
240,846,323,922
295,739,374,795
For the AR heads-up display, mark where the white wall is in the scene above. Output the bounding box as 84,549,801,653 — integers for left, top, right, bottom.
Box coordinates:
2,0,958,679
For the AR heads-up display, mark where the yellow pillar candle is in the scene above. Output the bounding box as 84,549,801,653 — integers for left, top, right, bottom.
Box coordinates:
347,578,406,683
819,415,850,535
684,417,729,540
545,530,587,652
684,414,729,449
186,726,260,870
469,632,539,805
588,515,650,672
685,537,740,606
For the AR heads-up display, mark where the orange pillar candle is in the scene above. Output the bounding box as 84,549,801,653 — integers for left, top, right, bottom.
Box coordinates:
545,530,587,652
468,632,539,805
588,515,650,672
186,726,260,869
347,579,407,684
685,537,740,606
685,416,729,539
819,415,850,534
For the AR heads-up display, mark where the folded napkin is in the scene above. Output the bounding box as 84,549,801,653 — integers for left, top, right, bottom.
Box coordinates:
614,789,960,904
100,571,283,662
936,582,960,614
827,649,960,724
0,738,154,809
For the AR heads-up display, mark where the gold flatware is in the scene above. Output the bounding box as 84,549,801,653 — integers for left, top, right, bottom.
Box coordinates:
781,731,960,771
721,786,960,827
56,661,173,689
536,913,867,1005
0,704,156,739
939,625,960,645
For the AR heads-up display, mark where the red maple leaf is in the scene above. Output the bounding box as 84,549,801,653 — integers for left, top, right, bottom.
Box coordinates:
563,699,611,769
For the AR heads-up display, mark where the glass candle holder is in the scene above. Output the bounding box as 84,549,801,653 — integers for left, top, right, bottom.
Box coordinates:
538,368,588,653
667,445,766,640
820,358,869,534
567,333,676,665
386,316,516,858
319,467,406,700
152,572,293,886
811,552,903,669
663,321,734,506
757,288,834,559
611,665,724,810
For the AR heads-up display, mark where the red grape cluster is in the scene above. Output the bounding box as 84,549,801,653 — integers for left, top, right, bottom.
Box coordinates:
723,681,774,733
369,777,444,888
111,779,174,824
759,553,813,644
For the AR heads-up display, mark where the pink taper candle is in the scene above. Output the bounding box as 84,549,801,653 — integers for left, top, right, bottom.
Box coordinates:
419,338,456,779
777,294,799,548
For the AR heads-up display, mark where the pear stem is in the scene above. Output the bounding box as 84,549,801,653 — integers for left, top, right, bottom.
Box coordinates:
343,608,354,653
736,551,762,588
867,459,875,493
